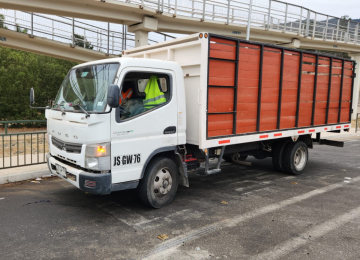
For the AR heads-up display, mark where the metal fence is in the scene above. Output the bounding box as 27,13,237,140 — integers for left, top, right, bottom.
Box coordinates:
120,0,360,44
0,9,175,56
0,120,47,169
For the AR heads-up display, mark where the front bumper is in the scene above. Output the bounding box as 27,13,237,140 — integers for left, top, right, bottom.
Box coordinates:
46,154,139,195
47,154,111,195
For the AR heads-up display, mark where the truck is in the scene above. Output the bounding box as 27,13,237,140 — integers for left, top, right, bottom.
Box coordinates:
30,33,356,208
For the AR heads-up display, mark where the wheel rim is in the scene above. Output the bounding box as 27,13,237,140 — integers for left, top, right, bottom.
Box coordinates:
294,146,307,171
153,167,172,198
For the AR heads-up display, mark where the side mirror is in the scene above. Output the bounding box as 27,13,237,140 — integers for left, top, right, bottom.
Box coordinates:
107,84,120,108
30,88,35,105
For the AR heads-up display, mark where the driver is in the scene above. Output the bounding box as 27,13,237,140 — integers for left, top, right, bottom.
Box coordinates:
119,83,133,108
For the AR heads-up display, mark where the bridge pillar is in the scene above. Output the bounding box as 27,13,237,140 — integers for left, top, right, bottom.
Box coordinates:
129,17,158,47
134,30,148,47
351,54,360,120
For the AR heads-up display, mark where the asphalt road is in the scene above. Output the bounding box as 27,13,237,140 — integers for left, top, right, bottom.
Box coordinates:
1,136,360,260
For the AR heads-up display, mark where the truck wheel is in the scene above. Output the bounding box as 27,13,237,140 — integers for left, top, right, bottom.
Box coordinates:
138,157,179,208
272,140,290,172
223,153,248,163
283,141,308,175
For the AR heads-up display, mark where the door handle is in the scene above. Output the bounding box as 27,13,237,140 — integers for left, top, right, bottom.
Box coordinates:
164,126,176,134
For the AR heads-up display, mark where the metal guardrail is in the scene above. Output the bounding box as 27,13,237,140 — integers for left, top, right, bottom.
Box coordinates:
0,9,175,56
0,120,46,134
121,0,360,44
0,120,47,169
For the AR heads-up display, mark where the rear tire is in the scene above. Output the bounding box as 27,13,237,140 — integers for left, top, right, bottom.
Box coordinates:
138,157,179,208
283,141,308,175
272,140,290,172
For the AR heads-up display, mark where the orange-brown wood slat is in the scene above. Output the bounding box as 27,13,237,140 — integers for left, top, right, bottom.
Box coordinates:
208,114,233,137
208,88,234,113
317,57,331,65
210,49,236,60
210,37,236,46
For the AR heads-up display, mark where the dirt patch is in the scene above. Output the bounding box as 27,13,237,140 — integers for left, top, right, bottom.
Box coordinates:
0,133,48,157
0,126,47,135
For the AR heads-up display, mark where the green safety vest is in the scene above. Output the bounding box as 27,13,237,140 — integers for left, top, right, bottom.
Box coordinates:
143,75,166,109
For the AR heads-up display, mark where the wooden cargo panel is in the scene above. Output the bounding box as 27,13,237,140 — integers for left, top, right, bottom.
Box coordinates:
207,36,354,139
236,41,261,134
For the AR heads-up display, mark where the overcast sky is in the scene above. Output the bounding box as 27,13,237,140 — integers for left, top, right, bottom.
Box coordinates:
283,0,359,19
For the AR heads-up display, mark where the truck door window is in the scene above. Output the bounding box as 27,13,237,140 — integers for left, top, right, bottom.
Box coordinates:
118,72,171,121
138,78,168,92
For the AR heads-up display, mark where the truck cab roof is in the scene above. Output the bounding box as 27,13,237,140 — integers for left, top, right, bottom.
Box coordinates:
73,57,182,72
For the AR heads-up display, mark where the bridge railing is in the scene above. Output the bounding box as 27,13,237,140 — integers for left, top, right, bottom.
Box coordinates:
123,0,360,45
0,9,175,56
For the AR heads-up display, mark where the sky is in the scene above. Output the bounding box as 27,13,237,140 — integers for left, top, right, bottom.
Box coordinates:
283,0,359,19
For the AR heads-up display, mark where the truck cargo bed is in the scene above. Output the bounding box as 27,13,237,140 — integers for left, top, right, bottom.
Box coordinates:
125,33,355,149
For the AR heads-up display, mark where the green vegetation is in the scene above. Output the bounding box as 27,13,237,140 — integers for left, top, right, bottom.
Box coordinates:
15,24,28,34
0,46,78,121
74,34,94,49
0,14,8,29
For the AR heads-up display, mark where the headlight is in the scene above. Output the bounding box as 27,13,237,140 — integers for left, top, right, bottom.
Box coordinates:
85,142,111,171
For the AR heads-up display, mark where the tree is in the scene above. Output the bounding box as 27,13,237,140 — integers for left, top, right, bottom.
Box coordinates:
16,24,28,34
0,14,8,29
0,46,78,121
73,34,94,49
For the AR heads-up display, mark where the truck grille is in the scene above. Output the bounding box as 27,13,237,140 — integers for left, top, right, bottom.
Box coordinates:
52,137,82,154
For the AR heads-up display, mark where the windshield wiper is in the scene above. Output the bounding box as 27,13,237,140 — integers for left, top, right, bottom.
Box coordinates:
75,104,90,118
53,103,66,115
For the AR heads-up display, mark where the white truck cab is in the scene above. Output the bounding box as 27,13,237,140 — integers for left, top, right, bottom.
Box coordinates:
43,58,187,207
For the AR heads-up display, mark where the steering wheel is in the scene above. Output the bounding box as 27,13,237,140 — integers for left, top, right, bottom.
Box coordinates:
119,105,130,116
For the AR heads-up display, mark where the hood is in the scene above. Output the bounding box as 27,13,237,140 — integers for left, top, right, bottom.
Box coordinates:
47,109,111,144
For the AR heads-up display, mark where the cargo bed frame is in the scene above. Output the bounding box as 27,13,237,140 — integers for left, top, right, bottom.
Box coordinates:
205,34,355,146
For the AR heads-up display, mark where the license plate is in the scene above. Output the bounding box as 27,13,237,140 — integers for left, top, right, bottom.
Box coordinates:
55,163,67,178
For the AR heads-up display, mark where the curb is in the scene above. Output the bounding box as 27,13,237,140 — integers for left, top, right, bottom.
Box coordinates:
324,132,360,139
0,169,51,185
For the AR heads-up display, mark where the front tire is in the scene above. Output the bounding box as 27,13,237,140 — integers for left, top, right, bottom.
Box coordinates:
283,141,308,175
138,157,179,208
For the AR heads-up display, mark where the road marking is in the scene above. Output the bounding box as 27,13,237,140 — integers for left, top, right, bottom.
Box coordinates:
95,201,148,228
96,201,203,231
283,176,296,180
133,209,203,231
214,172,266,185
251,205,360,260
144,175,360,258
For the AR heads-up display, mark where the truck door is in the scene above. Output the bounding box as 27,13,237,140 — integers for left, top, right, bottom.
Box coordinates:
110,67,178,184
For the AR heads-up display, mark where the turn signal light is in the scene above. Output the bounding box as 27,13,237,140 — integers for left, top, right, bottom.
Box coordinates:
97,145,106,155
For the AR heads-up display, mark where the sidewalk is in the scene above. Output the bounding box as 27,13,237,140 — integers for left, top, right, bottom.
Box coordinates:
0,159,50,185
0,128,359,185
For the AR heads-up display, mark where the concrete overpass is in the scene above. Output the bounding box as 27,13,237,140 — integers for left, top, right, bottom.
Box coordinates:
0,0,359,118
1,0,360,51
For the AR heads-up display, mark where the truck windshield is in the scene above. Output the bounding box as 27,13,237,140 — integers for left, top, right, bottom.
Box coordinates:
52,63,119,113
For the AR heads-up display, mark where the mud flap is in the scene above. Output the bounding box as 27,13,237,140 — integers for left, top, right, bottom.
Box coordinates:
174,151,189,187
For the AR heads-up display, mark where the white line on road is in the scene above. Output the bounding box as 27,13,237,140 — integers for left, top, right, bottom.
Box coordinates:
251,205,360,260
144,175,360,258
